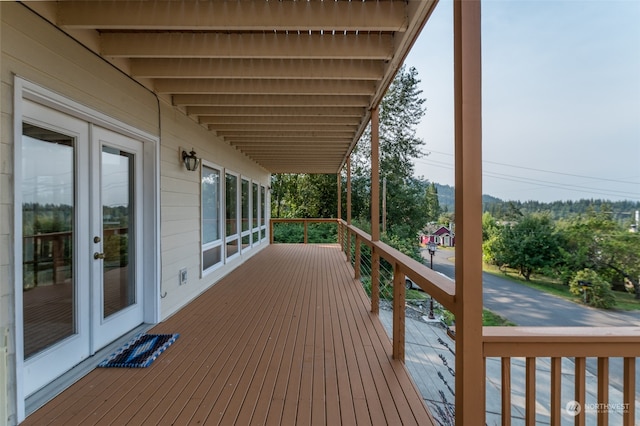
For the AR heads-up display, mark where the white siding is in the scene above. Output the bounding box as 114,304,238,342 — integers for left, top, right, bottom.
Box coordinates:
158,101,269,319
0,3,270,422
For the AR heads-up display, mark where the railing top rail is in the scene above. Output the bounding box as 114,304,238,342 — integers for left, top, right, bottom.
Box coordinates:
341,220,456,312
271,218,339,223
484,326,640,340
483,326,640,357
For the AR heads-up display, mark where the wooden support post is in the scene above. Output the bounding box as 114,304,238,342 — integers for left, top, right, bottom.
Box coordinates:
346,156,352,262
303,220,308,244
392,262,405,361
269,219,274,244
347,157,352,226
453,0,484,424
337,172,342,247
371,107,380,242
371,250,380,314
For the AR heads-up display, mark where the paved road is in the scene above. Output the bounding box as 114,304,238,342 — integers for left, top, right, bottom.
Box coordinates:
421,247,640,402
422,247,640,327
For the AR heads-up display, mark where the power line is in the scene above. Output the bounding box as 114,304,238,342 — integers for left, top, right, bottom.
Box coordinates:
413,153,640,200
420,149,640,185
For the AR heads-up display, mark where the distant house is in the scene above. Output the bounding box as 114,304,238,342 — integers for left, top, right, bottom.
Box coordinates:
420,225,455,247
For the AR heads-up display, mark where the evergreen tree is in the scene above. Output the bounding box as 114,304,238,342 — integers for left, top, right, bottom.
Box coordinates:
424,182,441,223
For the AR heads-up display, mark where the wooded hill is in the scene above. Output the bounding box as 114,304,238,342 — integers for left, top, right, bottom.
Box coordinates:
434,183,639,225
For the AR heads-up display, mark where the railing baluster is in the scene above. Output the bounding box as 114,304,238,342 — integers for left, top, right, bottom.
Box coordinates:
392,262,405,361
574,357,586,426
597,357,609,426
623,357,635,426
550,357,562,426
526,357,536,426
501,357,511,426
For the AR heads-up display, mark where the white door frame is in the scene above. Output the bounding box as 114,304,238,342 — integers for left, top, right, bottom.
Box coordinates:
13,77,161,422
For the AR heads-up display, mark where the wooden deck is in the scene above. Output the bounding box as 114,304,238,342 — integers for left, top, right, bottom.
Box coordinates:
24,244,435,425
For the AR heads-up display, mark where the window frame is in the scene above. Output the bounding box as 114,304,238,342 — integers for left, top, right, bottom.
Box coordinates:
201,161,224,274
224,170,241,260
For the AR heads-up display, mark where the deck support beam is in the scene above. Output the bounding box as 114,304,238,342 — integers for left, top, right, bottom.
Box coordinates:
453,0,484,424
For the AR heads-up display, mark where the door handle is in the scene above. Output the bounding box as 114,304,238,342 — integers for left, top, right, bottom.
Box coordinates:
94,252,105,260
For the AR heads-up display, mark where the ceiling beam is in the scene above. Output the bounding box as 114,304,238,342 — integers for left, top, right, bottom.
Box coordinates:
199,116,360,126
131,58,384,80
155,79,375,95
59,1,408,31
101,33,395,60
182,106,365,117
179,95,370,108
211,124,358,133
219,131,355,139
228,138,352,144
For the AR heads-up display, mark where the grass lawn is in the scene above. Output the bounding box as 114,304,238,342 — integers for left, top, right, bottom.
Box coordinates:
483,309,515,326
483,263,640,312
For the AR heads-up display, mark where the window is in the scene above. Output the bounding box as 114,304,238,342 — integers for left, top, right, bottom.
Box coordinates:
202,165,222,271
225,172,239,258
241,178,251,249
260,185,267,241
252,182,260,244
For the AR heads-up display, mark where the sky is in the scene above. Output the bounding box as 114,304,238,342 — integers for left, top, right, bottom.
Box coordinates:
404,0,640,203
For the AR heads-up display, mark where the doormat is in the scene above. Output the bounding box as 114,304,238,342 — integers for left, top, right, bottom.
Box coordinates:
98,333,179,368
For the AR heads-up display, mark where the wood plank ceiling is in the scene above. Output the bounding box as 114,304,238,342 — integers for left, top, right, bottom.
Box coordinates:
27,0,437,174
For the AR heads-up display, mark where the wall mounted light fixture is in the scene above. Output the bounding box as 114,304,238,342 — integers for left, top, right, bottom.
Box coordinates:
181,148,201,172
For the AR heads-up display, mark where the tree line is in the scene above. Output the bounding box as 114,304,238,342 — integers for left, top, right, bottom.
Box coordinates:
483,208,640,306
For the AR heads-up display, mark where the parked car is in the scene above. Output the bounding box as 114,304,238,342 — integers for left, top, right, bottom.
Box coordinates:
405,277,421,290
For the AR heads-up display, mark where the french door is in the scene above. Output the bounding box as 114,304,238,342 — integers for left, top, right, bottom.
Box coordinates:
21,101,144,396
90,127,144,350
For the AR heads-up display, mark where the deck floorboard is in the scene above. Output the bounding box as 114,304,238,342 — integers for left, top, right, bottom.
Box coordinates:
24,244,435,425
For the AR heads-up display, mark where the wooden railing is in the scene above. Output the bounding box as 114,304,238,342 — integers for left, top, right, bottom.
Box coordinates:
271,218,639,423
269,218,338,244
484,327,639,426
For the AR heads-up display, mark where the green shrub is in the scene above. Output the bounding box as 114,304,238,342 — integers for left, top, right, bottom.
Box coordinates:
569,269,616,309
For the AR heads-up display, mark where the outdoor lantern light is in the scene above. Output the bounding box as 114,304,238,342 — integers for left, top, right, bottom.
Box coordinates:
182,148,201,172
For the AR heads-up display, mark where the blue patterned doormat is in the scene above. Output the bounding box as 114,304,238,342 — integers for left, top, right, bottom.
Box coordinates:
98,333,179,368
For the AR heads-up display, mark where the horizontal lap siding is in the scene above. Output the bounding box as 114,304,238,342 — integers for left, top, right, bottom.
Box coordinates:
24,245,434,425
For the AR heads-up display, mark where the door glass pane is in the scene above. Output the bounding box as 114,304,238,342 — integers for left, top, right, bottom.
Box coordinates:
22,124,75,358
102,146,135,318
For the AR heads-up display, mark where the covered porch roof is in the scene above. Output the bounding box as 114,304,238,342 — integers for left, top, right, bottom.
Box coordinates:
25,0,437,174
